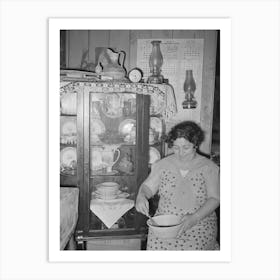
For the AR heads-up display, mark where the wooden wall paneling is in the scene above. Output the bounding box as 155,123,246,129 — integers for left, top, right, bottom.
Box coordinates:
65,31,70,68
193,30,206,39
172,30,199,39
200,30,217,154
88,30,110,68
68,30,89,69
151,30,173,39
129,30,153,70
109,30,131,73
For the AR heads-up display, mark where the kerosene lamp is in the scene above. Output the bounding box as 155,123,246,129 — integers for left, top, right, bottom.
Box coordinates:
147,40,164,84
182,69,197,109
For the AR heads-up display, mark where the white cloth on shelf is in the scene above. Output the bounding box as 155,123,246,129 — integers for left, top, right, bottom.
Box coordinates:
90,198,134,229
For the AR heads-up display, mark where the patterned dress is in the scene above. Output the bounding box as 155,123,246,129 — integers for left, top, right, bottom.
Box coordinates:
144,154,220,250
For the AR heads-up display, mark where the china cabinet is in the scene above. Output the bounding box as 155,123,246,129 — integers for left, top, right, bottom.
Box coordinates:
60,74,176,250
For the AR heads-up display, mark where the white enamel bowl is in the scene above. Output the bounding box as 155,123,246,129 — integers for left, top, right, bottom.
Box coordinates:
147,214,183,239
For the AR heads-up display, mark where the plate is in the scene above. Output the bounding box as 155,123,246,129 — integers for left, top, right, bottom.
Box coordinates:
60,147,77,175
118,119,136,135
60,92,77,115
60,147,77,166
60,117,77,144
95,190,122,196
149,147,161,165
92,192,130,202
94,198,127,203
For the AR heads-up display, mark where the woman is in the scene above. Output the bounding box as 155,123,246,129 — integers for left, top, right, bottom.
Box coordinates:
136,121,220,250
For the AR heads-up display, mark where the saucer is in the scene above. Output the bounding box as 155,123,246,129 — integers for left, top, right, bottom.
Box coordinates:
92,191,129,201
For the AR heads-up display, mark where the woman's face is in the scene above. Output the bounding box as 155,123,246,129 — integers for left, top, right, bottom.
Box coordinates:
172,137,195,161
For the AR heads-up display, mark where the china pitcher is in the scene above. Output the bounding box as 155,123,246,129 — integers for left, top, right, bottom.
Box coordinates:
95,48,126,80
102,144,121,173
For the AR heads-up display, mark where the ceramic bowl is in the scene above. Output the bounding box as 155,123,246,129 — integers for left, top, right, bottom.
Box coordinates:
96,182,120,198
147,214,183,239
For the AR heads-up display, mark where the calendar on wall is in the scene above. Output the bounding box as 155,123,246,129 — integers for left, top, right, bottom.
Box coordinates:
137,39,204,129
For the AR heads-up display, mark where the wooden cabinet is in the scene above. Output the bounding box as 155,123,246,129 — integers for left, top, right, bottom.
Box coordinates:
60,76,176,249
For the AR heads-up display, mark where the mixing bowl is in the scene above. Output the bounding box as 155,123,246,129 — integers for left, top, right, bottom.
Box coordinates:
147,214,183,239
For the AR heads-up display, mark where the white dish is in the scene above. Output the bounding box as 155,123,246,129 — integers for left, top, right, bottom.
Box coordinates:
61,116,77,135
118,119,136,135
92,191,130,202
147,214,183,239
60,147,77,175
60,147,77,167
149,147,161,164
60,91,77,115
94,197,127,203
95,189,121,196
60,116,77,144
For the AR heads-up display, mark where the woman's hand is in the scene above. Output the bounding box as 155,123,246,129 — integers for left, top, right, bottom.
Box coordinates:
135,194,149,217
177,214,199,236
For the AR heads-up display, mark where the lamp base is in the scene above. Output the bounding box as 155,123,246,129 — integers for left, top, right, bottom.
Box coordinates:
147,74,164,84
182,99,197,109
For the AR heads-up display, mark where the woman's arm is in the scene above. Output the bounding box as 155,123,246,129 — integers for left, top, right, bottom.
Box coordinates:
138,183,154,200
178,197,219,235
178,164,220,235
135,162,161,216
192,197,220,221
135,184,154,217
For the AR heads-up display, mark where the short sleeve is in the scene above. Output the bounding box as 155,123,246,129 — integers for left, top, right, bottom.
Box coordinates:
204,163,220,200
142,162,161,196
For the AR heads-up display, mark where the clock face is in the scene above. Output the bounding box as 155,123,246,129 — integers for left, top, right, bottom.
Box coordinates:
128,68,143,83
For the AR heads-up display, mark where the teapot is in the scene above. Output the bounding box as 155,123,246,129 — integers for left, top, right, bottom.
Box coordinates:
95,48,127,80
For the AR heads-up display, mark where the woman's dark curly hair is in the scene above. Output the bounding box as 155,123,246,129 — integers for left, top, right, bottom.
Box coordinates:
165,121,205,148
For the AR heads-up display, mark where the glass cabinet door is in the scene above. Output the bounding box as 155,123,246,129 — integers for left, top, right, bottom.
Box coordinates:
77,89,150,236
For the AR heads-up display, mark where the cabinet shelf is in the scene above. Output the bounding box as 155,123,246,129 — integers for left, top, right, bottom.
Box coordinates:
60,143,77,148
60,113,77,117
90,143,136,147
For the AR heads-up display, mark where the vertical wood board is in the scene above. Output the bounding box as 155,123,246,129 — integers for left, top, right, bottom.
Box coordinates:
68,30,89,69
200,30,217,154
88,30,110,67
109,30,130,73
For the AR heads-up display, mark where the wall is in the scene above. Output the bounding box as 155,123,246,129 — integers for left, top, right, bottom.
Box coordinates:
64,30,217,154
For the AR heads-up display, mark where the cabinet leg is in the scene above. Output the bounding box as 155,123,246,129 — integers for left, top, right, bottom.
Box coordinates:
76,240,86,250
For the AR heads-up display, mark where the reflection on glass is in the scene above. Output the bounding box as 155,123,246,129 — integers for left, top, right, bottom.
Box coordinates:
90,92,136,176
